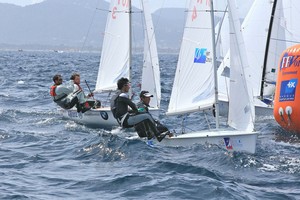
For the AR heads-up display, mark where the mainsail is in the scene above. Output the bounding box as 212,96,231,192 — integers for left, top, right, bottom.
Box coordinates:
242,0,285,97
95,0,130,92
261,0,285,97
167,0,215,115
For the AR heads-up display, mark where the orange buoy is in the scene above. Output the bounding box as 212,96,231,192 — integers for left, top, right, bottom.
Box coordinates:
274,44,300,134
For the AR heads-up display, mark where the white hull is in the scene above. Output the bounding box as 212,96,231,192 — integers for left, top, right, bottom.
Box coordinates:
61,107,119,130
159,130,257,154
219,100,273,117
61,107,161,130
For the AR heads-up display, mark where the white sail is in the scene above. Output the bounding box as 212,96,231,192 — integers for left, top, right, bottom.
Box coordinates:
283,0,300,47
218,0,286,100
140,0,161,109
241,0,273,97
261,0,286,96
167,0,215,115
242,0,286,97
95,1,130,92
217,50,230,101
216,6,230,101
227,0,255,131
215,6,229,63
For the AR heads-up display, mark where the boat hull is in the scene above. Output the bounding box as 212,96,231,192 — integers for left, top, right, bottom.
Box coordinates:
61,107,119,130
159,130,257,154
60,107,161,130
219,100,273,117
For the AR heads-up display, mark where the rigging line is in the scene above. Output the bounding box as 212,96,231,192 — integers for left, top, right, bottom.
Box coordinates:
135,0,164,61
142,4,154,57
277,38,300,44
185,9,226,13
131,0,143,54
80,0,102,52
203,111,211,130
215,5,228,47
147,0,165,50
151,0,167,33
96,8,110,12
129,2,139,56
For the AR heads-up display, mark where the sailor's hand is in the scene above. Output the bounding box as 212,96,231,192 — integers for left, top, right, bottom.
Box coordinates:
88,93,94,97
138,108,145,113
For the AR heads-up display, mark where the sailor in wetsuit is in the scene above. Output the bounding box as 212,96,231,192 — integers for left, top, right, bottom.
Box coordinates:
111,77,167,141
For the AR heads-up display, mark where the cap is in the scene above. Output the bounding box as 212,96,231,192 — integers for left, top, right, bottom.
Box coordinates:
140,90,153,98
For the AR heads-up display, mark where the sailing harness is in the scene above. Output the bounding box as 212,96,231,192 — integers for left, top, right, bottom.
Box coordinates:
50,85,82,109
50,85,67,102
118,113,133,127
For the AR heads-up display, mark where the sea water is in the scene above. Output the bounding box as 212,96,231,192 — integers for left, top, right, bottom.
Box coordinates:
0,51,299,199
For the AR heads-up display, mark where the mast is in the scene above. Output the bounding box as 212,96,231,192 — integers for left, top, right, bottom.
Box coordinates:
129,0,133,96
210,0,219,129
260,0,277,99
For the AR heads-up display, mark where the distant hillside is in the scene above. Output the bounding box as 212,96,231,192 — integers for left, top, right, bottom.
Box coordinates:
0,0,186,53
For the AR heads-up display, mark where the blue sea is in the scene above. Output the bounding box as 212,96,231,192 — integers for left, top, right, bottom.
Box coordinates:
0,51,299,199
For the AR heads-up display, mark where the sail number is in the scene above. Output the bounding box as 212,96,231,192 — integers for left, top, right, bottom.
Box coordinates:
191,0,210,21
192,6,197,21
112,0,129,20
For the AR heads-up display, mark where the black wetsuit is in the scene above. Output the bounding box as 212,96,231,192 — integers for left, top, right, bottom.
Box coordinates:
115,94,138,120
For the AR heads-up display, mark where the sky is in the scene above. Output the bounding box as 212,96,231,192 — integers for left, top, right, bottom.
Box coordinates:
0,0,187,12
0,0,44,6
1,0,253,16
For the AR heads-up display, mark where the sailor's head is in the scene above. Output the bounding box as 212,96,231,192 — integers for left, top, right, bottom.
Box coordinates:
140,90,153,105
140,91,153,98
117,77,130,90
70,72,80,84
53,74,62,84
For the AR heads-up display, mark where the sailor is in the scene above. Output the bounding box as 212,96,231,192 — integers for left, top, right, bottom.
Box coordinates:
111,77,167,141
136,90,153,113
136,90,171,138
50,74,90,113
70,72,101,112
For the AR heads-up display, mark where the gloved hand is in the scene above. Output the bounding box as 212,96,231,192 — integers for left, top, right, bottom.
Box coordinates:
88,93,94,97
138,107,145,113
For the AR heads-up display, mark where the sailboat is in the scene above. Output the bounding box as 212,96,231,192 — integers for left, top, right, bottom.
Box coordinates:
158,0,257,154
61,0,161,129
218,0,286,117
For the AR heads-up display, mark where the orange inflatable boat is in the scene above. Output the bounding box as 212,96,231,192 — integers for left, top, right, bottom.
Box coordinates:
274,44,300,134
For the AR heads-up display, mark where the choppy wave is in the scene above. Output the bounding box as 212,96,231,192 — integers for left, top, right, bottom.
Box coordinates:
0,51,299,199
